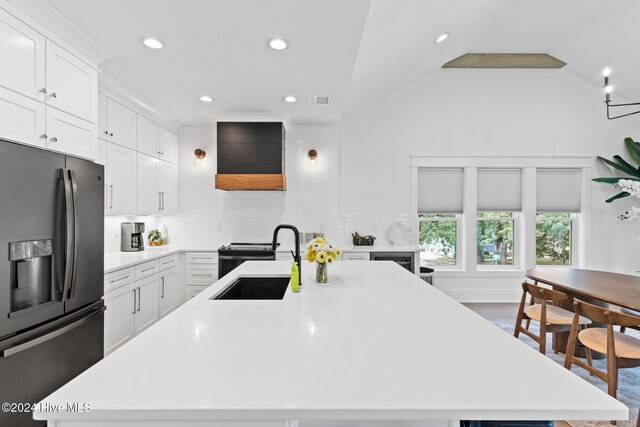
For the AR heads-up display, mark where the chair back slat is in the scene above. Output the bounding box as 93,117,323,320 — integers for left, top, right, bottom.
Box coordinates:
572,300,640,326
522,282,568,303
607,309,640,327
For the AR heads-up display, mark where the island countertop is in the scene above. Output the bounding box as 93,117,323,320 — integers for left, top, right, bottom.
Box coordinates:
35,261,626,425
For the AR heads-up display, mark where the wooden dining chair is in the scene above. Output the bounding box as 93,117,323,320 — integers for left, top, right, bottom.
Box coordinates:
514,281,591,355
619,307,640,334
564,300,640,401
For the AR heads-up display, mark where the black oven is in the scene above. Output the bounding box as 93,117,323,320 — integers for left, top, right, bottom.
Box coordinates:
218,243,277,279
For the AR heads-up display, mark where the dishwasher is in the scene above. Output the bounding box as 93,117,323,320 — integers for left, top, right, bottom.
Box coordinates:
369,252,415,274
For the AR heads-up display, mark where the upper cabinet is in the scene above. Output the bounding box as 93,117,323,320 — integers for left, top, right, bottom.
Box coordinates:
158,127,177,164
105,98,136,150
45,40,97,123
137,115,160,157
0,10,98,160
0,9,45,102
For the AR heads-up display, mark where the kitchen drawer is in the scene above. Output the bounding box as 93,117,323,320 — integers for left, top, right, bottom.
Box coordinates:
104,267,134,293
342,252,369,261
186,285,209,299
158,254,178,271
185,265,218,284
185,252,218,264
134,260,159,281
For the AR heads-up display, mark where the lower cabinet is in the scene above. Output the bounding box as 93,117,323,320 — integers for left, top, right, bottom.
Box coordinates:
133,274,159,336
342,251,369,261
159,267,179,317
103,282,135,355
185,251,218,299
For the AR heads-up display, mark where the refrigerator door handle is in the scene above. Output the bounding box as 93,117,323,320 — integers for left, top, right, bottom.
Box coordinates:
0,306,105,357
61,169,74,301
68,170,80,299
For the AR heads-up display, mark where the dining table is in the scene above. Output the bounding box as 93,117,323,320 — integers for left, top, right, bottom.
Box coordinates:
525,267,640,357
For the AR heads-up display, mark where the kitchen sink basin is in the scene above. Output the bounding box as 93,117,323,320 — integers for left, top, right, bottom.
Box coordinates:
211,276,290,300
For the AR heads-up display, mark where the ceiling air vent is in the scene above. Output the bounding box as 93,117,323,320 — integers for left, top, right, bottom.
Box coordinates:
314,96,330,105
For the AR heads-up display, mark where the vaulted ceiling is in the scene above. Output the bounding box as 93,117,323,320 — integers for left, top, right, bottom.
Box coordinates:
37,0,639,124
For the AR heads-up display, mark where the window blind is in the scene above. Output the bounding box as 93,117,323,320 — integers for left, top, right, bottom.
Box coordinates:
417,168,463,213
536,168,581,212
477,168,522,211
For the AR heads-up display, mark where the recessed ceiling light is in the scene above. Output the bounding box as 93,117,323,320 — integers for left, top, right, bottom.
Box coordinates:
283,96,297,103
434,33,449,44
141,37,164,49
268,37,288,50
199,95,214,103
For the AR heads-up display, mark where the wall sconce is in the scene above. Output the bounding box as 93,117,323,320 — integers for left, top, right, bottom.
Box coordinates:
194,149,206,164
307,149,318,165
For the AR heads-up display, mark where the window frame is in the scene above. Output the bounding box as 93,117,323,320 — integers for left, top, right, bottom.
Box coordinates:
534,212,576,267
417,213,463,270
476,211,520,270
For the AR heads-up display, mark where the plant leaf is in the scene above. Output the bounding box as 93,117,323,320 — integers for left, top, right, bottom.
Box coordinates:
592,177,634,184
624,137,640,166
613,155,638,172
605,191,631,203
597,156,640,177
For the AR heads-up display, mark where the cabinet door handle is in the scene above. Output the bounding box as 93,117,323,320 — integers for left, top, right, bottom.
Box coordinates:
39,88,47,94
161,277,165,298
48,92,57,98
40,134,47,139
140,266,156,274
103,130,109,135
49,137,57,143
132,289,136,314
137,287,141,312
161,192,165,210
109,133,114,137
109,185,114,209
158,192,162,210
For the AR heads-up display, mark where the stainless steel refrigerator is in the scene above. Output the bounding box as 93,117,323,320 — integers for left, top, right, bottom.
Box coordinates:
0,140,104,427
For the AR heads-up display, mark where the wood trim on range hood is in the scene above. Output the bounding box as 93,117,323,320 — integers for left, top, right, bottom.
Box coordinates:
215,174,286,191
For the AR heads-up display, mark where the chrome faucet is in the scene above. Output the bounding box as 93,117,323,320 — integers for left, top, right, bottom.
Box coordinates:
272,224,301,286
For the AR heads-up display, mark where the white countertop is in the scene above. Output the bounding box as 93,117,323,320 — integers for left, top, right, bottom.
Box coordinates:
37,261,626,423
104,244,420,273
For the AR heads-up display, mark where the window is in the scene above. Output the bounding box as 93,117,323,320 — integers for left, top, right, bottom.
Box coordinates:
476,212,516,266
536,213,572,266
418,214,459,267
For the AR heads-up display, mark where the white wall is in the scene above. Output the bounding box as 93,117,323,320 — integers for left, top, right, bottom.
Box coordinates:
153,68,640,302
340,68,640,300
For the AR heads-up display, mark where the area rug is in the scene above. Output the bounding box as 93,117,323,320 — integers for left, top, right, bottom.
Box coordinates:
494,321,639,427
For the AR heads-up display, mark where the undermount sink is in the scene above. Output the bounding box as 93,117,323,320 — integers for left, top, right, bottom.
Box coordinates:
211,276,290,300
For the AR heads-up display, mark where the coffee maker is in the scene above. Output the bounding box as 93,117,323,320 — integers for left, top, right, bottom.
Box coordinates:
121,222,145,252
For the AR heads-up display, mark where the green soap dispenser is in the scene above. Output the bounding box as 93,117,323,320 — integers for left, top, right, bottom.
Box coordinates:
290,262,300,292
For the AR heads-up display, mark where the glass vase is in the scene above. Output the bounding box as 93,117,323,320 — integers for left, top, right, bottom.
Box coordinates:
316,261,328,283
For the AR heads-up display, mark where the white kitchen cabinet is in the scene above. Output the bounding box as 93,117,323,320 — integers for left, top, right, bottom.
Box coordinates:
106,98,136,150
186,285,209,299
133,274,159,335
159,267,179,318
158,161,177,214
158,127,177,164
342,252,369,261
0,9,46,102
105,142,137,215
45,40,97,123
104,282,135,355
98,92,107,139
0,86,46,148
95,139,106,166
136,153,160,215
136,115,160,157
185,265,218,284
45,107,96,159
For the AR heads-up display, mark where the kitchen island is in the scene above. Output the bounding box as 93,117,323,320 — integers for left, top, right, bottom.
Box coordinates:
35,261,626,426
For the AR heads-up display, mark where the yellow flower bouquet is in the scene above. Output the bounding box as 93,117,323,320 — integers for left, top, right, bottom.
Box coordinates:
305,237,341,283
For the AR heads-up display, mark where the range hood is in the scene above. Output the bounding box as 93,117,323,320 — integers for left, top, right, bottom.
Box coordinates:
215,122,286,191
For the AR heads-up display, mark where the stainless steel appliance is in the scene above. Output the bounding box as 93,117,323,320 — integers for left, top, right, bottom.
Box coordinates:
370,252,416,274
218,243,277,278
121,222,145,252
0,140,105,427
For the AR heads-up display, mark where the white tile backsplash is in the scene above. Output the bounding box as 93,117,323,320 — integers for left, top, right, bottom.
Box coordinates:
156,124,410,250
